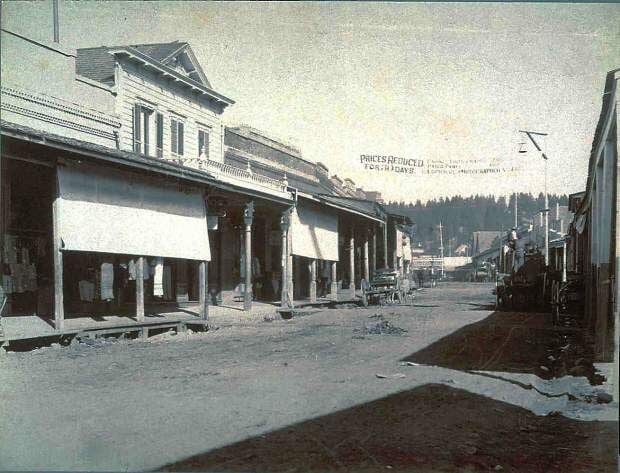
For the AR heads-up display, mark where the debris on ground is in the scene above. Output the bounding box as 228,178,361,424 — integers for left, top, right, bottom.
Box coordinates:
357,315,407,336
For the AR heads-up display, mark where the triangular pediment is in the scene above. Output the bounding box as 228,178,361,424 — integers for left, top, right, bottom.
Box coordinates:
160,44,212,89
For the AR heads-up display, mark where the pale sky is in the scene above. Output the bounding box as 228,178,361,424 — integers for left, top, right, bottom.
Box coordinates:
2,1,619,202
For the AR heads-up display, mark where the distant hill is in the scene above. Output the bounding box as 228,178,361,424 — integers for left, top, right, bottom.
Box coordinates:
385,193,568,255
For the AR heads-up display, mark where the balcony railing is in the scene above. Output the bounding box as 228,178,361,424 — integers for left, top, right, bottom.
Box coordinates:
163,156,288,194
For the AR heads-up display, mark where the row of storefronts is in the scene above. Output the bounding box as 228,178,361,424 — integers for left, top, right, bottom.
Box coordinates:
0,28,413,336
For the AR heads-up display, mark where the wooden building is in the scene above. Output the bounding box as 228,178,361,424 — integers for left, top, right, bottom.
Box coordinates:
0,27,412,345
570,69,619,366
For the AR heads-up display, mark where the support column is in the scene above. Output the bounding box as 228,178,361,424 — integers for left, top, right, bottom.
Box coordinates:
349,228,356,299
243,201,254,311
383,221,389,269
371,225,377,276
287,214,294,306
199,260,209,321
280,211,289,308
363,230,370,282
309,259,317,303
330,261,338,300
136,256,145,322
52,196,64,331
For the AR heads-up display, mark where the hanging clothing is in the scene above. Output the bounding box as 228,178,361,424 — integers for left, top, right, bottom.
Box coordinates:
78,280,95,302
321,261,331,279
24,264,37,291
2,274,14,294
252,257,262,278
100,263,114,300
128,259,136,280
128,259,150,280
163,265,173,300
10,264,25,293
153,257,164,297
21,247,30,265
3,235,18,264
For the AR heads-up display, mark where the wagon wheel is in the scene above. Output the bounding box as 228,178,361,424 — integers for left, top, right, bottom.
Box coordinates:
360,279,370,307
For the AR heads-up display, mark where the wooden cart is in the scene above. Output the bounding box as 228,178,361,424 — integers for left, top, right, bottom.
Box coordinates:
361,269,400,307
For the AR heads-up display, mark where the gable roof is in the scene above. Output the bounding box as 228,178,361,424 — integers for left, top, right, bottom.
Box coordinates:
76,41,211,88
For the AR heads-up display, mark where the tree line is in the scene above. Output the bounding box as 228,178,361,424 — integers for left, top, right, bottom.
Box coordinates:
385,193,568,254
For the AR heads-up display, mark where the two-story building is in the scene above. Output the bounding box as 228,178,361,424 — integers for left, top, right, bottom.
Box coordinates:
1,30,296,341
1,25,413,345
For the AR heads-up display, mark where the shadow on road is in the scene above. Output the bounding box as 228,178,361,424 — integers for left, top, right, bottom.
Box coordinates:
159,384,617,473
402,310,602,383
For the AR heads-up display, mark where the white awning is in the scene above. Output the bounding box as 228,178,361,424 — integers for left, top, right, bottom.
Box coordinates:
291,202,339,261
57,163,210,261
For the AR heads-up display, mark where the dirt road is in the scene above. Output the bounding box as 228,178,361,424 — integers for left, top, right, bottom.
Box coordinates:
0,283,617,472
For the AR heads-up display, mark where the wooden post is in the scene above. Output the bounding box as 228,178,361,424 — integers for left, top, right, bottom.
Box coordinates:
383,221,389,269
136,256,145,322
280,211,289,308
349,229,356,299
287,214,294,306
363,231,370,282
52,195,64,331
199,260,209,320
330,261,338,300
243,201,254,311
371,225,377,276
309,259,317,303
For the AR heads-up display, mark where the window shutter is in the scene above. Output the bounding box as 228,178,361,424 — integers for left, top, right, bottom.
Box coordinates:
178,121,184,156
143,110,149,156
133,104,141,152
171,119,178,154
156,113,163,158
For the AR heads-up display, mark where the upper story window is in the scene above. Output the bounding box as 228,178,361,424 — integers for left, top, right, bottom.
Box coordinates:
170,117,184,156
198,128,210,159
133,103,163,158
132,104,152,155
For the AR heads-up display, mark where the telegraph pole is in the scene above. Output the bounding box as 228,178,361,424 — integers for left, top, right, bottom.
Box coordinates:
514,192,518,229
438,221,445,279
519,130,549,266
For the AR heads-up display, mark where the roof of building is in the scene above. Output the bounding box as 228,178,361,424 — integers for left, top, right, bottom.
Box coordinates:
317,194,386,219
287,174,333,196
76,41,213,90
1,118,214,181
0,120,291,204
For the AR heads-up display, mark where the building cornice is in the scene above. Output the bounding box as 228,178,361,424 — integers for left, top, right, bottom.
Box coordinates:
109,47,234,107
1,86,121,127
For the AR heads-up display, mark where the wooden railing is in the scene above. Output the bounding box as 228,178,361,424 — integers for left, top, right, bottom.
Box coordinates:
163,156,288,193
